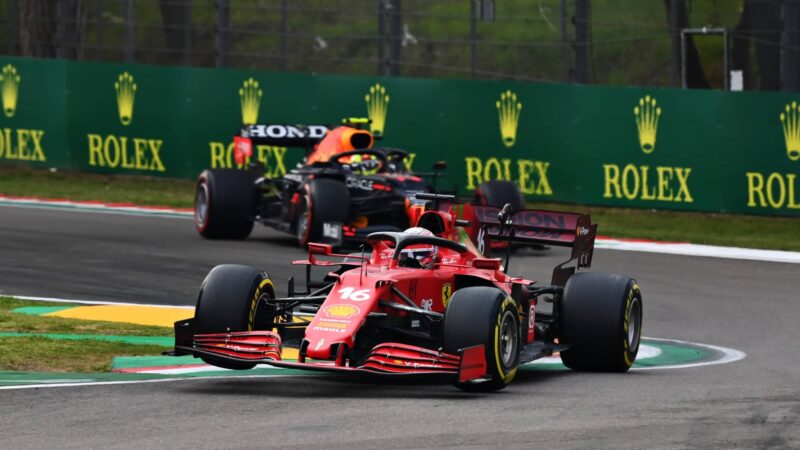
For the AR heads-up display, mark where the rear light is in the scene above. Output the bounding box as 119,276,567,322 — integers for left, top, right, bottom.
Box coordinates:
233,136,252,165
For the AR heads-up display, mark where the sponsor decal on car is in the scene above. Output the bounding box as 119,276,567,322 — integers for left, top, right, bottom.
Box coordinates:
323,304,360,319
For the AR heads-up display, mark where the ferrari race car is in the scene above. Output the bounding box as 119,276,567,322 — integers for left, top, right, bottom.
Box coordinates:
193,119,525,247
171,194,643,391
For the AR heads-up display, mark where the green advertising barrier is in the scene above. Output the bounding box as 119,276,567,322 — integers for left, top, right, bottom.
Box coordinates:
0,56,798,216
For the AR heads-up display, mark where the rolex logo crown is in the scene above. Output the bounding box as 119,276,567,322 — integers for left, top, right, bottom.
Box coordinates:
239,78,263,125
115,72,137,126
1,64,21,118
496,90,522,148
780,101,800,161
634,95,661,154
364,83,389,135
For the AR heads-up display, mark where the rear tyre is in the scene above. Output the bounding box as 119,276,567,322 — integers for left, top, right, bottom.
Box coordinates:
443,287,520,392
195,169,255,240
193,264,275,370
559,272,643,372
475,180,525,211
296,178,350,246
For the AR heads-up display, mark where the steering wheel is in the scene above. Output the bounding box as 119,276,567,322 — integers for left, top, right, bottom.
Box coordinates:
330,150,388,174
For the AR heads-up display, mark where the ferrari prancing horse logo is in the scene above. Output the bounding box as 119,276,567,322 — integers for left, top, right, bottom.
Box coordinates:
442,284,453,308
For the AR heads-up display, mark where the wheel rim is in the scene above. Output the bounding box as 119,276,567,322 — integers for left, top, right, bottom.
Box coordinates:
195,183,209,228
499,310,519,368
250,293,275,331
627,297,642,353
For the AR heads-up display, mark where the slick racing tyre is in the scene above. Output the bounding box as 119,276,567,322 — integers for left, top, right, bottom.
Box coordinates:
475,180,525,211
193,264,275,370
559,272,643,372
296,178,350,246
195,169,255,240
444,287,520,392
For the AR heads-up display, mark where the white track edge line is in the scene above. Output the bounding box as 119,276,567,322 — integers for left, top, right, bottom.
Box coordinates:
4,294,193,310
631,337,746,371
0,373,314,391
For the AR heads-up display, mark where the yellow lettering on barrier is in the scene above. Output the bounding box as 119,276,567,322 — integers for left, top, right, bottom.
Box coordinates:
465,157,482,190
603,163,693,203
208,141,287,177
87,134,166,172
746,172,800,210
657,166,673,201
603,164,621,198
464,156,552,196
209,142,227,169
16,129,30,159
88,134,103,166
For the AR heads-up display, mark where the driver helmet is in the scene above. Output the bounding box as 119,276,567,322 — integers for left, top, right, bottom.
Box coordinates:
399,227,438,269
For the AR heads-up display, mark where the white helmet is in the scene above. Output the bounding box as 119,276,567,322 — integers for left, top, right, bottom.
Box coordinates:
399,227,438,269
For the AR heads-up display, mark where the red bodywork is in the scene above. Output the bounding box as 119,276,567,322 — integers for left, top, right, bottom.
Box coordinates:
177,202,596,382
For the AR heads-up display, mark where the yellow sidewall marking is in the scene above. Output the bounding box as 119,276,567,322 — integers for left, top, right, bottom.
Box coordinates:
492,297,518,383
248,278,274,331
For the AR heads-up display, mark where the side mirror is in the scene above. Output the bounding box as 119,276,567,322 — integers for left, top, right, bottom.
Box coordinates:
433,161,447,171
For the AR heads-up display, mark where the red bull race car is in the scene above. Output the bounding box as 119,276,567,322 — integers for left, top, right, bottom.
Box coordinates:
193,119,525,247
171,194,643,391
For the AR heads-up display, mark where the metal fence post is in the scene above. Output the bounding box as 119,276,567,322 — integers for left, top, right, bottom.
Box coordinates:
782,0,800,91
560,0,568,81
574,0,590,84
57,0,76,59
184,0,192,65
669,0,680,86
378,0,386,75
281,0,289,70
216,0,229,68
124,0,134,63
388,0,402,76
470,0,477,79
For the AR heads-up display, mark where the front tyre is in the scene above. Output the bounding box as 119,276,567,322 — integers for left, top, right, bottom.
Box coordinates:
559,272,643,372
443,286,520,392
193,264,275,370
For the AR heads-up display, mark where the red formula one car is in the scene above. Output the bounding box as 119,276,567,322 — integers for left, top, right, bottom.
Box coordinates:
170,194,643,391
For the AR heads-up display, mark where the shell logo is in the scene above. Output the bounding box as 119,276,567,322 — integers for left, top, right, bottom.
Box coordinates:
324,304,360,318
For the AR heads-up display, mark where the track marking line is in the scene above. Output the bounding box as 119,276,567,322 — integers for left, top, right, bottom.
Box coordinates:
0,374,312,391
3,195,799,263
631,337,746,371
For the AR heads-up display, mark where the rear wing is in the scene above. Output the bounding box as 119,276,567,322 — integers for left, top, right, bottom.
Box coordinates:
471,205,597,270
239,124,332,147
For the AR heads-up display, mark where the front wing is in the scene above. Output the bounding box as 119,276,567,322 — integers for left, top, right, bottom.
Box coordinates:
172,321,487,383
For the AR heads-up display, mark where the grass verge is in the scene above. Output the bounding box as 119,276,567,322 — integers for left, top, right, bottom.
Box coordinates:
0,297,171,373
0,166,194,208
1,166,798,251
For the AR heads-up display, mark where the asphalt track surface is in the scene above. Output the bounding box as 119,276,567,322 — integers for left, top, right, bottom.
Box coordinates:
1,205,798,449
